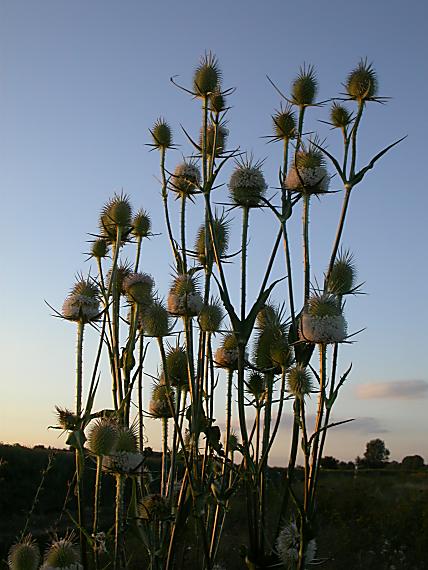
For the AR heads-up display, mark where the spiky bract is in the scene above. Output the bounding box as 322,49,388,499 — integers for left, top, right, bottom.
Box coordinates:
291,65,318,106
149,384,174,418
139,494,170,521
245,372,265,401
210,90,226,113
307,293,341,317
198,300,224,333
330,103,352,129
346,59,378,101
87,420,118,456
171,161,201,197
327,251,357,295
141,300,171,337
272,106,296,140
62,278,100,323
287,365,313,397
90,239,109,259
43,536,81,569
229,159,267,208
300,293,347,343
151,118,172,150
214,333,239,369
106,261,132,295
123,272,154,305
193,52,221,97
55,407,80,431
8,536,40,570
99,193,132,242
195,216,230,266
132,209,151,238
164,345,188,388
202,123,228,157
116,425,138,452
286,147,329,195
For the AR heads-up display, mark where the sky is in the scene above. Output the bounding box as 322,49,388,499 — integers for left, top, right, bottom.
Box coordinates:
0,0,427,464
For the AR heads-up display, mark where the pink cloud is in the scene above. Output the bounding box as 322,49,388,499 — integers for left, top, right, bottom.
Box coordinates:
356,380,428,400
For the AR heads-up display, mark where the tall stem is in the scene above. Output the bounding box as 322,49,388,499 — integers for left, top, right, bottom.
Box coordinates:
180,195,187,272
161,417,169,496
241,206,250,321
302,193,311,303
76,320,84,416
114,474,125,570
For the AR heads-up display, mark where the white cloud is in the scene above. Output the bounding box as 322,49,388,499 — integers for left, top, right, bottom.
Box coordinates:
356,379,428,400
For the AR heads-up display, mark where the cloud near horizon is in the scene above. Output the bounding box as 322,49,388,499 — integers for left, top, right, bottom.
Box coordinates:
356,379,428,400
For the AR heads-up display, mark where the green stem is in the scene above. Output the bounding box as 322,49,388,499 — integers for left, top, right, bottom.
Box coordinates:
302,193,311,303
114,474,125,570
134,236,142,272
138,333,145,453
241,206,250,321
93,456,102,551
180,195,187,272
350,100,365,179
161,417,169,496
76,320,84,417
325,185,352,287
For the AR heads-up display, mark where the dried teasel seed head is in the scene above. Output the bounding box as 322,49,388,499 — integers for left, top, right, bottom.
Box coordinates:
99,193,132,241
90,238,109,259
272,106,296,140
164,345,188,389
141,300,171,337
195,216,230,266
201,123,228,157
327,251,357,296
168,274,203,317
193,52,221,97
198,300,224,333
55,407,80,431
214,333,239,369
62,278,100,323
151,117,173,150
291,64,318,106
346,59,378,101
226,431,239,452
300,293,347,344
149,384,175,418
276,521,316,566
246,372,265,400
210,89,226,113
132,209,151,238
229,158,267,208
287,365,313,397
307,293,342,317
286,146,329,195
43,536,81,569
115,425,138,452
171,161,201,197
106,261,133,295
269,336,293,370
330,102,352,129
8,536,40,570
123,272,154,306
139,494,170,521
87,419,118,456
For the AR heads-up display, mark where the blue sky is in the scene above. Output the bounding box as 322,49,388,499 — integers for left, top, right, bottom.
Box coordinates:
1,0,427,464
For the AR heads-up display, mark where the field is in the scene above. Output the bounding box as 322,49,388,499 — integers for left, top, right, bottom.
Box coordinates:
1,444,427,569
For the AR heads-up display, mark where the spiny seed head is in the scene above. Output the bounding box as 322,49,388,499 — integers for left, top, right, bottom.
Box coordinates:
229,159,267,208
256,304,282,331
8,536,40,570
70,279,99,299
214,333,239,369
62,278,100,323
295,148,325,169
287,365,313,397
193,52,221,97
195,216,230,266
198,300,224,333
272,106,296,140
141,300,171,337
227,431,239,451
106,261,133,295
346,59,378,101
55,407,80,431
221,333,238,351
286,147,329,195
132,209,151,238
165,345,188,388
123,272,154,305
116,425,138,452
327,252,357,296
100,194,132,240
87,420,118,456
151,117,172,150
139,494,170,521
330,103,352,129
291,64,318,106
171,274,199,296
246,372,265,400
44,537,80,569
201,123,228,157
90,238,109,259
171,161,201,197
149,384,174,418
307,293,342,317
254,329,281,372
210,89,226,113
270,336,292,369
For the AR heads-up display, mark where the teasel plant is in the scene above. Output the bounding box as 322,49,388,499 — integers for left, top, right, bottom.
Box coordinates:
35,53,403,570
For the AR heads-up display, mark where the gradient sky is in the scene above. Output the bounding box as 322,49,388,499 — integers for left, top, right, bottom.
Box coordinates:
1,0,427,465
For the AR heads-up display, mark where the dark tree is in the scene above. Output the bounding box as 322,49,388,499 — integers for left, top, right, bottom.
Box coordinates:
401,455,424,470
320,455,339,469
362,438,390,468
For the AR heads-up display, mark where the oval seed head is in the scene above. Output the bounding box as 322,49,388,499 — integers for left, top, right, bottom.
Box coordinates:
256,304,282,331
300,293,347,344
254,329,281,373
272,106,296,140
287,365,313,398
151,117,172,150
106,261,133,295
276,521,316,567
149,384,174,418
141,300,171,337
165,345,188,388
123,272,154,305
90,238,109,259
132,209,151,238
171,161,201,197
195,216,230,266
246,372,265,401
44,537,80,569
202,123,228,157
210,89,226,113
346,59,378,101
193,52,221,97
286,147,329,195
100,193,132,241
214,333,239,369
226,431,239,452
55,406,80,431
8,536,40,570
307,293,342,317
62,278,100,323
291,64,318,106
270,336,293,370
168,274,203,317
116,425,138,452
229,159,267,208
87,420,118,456
327,251,357,296
139,494,170,521
330,103,352,129
198,300,224,333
